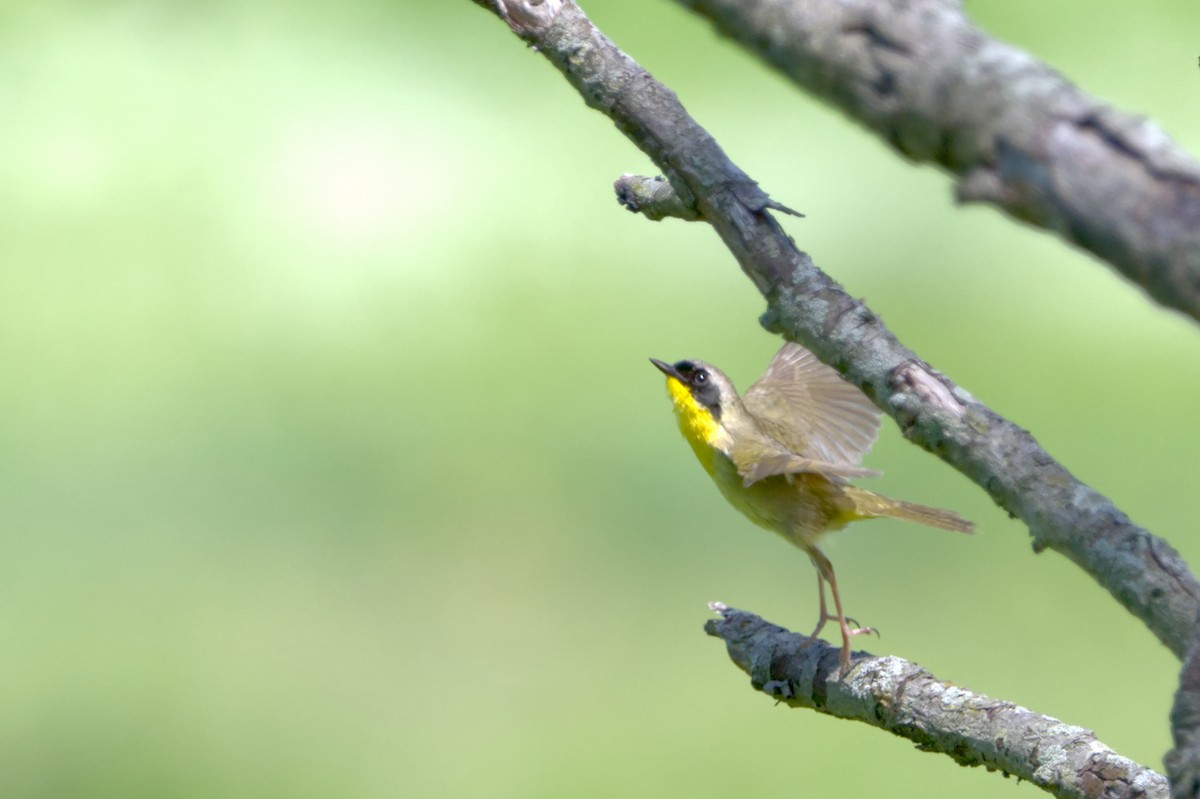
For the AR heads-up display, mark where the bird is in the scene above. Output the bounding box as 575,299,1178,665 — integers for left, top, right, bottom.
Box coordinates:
650,341,973,672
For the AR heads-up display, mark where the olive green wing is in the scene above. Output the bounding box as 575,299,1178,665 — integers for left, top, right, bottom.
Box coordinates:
738,342,881,483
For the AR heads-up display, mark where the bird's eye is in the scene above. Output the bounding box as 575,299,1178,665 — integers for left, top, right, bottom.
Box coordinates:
693,371,708,385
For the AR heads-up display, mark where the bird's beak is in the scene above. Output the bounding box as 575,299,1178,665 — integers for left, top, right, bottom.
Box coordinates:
649,358,680,380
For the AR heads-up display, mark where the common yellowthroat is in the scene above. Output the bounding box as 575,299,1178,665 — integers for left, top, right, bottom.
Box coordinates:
651,342,973,671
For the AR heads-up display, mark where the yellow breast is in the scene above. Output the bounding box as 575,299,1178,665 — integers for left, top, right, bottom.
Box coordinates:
665,376,721,474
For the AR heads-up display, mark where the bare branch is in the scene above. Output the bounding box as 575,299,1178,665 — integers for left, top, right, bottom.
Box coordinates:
472,0,1200,657
706,606,1168,799
1167,616,1200,798
673,0,1200,324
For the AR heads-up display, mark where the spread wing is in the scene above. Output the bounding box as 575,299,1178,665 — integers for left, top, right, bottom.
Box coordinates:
739,342,881,482
730,450,881,486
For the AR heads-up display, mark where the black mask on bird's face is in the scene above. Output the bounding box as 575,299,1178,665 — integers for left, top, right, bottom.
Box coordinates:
650,358,724,421
671,361,722,420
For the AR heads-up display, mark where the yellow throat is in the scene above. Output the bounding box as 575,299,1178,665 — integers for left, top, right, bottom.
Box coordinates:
665,376,721,474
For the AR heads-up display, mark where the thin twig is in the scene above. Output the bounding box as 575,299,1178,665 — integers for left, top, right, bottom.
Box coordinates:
706,605,1168,799
673,0,1200,324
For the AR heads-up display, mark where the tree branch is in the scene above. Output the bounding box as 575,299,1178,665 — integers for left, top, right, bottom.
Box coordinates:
672,0,1200,324
706,605,1168,799
1167,615,1200,798
472,0,1200,658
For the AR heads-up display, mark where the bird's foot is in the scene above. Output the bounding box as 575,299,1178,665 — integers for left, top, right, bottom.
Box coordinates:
808,614,879,641
836,621,879,674
845,623,879,638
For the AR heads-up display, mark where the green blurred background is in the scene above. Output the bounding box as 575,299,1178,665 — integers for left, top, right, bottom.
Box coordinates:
2,1,1198,796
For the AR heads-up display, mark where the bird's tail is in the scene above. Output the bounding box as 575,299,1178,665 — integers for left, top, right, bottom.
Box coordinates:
844,487,974,533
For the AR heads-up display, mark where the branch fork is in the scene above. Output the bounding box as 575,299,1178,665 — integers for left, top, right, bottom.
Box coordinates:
472,0,1200,793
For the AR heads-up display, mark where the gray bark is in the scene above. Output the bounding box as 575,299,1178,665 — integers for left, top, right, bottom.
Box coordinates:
707,605,1168,799
673,0,1200,324
472,0,1200,660
471,0,1197,793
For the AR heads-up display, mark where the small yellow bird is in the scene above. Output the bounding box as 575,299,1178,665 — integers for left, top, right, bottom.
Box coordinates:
651,342,973,671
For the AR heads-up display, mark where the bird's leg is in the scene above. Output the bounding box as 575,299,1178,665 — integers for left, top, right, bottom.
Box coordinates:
806,560,865,640
809,549,874,672
807,571,843,639
808,571,829,639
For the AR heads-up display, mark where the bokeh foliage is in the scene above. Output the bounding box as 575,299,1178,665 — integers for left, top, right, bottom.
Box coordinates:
2,1,1198,796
